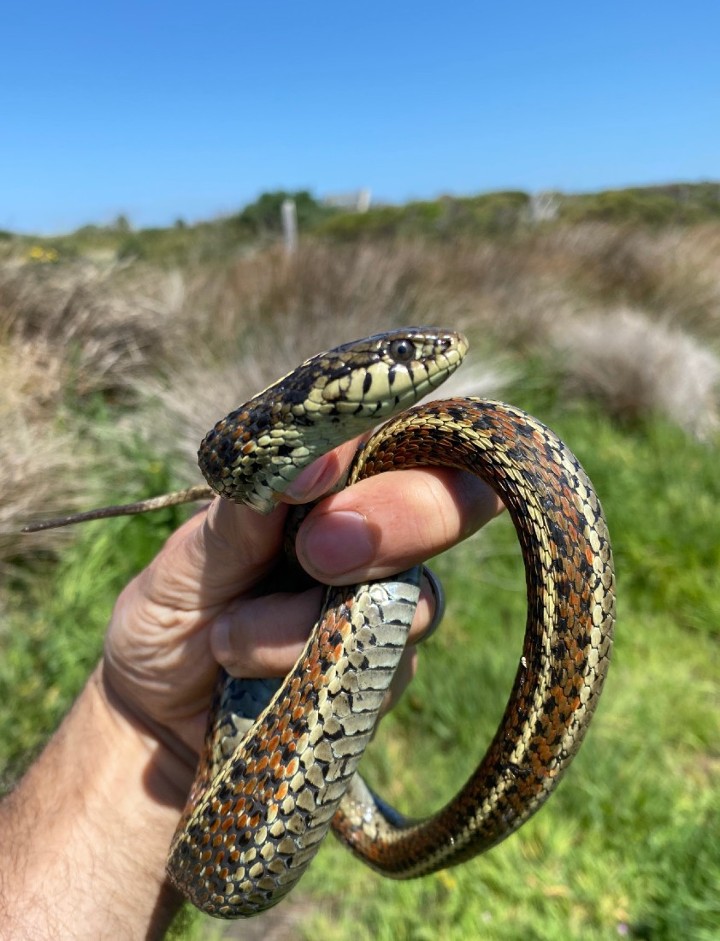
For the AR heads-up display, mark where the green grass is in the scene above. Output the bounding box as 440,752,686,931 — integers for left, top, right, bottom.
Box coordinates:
1,399,718,940
0,439,189,777
0,511,183,779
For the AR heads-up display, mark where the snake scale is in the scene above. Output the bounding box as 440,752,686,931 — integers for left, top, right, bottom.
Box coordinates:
164,326,615,918
27,327,615,919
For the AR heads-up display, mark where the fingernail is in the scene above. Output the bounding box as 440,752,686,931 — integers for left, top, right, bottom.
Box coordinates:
284,455,338,503
210,612,232,662
301,510,377,576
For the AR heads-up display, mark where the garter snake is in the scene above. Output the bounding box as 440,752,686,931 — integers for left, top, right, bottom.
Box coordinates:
24,327,615,919
164,327,615,918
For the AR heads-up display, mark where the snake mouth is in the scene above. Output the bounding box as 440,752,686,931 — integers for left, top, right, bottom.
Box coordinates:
317,328,468,415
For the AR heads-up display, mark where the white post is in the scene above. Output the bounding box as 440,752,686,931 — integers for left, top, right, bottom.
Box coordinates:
281,198,298,255
356,188,371,213
529,191,559,224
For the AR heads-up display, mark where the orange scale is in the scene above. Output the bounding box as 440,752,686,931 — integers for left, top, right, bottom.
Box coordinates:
536,741,554,764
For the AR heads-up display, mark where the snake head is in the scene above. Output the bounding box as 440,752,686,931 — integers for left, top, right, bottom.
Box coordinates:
197,327,468,512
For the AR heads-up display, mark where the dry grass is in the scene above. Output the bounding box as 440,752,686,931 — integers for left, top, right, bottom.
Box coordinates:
540,223,720,335
2,222,719,564
179,242,445,353
175,239,587,360
0,260,184,400
0,261,185,564
0,340,103,564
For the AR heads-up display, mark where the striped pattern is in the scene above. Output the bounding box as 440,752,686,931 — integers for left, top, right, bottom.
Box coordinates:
165,331,615,920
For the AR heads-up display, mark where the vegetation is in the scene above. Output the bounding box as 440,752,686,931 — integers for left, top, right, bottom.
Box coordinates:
559,183,720,226
229,188,338,239
3,182,720,267
314,190,531,241
1,193,719,939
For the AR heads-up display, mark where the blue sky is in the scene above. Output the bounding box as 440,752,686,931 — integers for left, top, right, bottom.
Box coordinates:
2,2,718,234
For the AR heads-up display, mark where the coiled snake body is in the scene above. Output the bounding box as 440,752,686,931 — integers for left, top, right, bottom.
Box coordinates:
162,328,615,918
26,327,615,919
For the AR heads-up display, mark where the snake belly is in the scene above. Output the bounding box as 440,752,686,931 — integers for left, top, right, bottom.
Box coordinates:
166,330,615,919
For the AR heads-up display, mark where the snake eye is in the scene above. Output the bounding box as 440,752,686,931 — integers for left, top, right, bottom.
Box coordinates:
388,338,416,364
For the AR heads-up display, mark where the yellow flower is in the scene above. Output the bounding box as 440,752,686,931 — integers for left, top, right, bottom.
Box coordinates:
27,245,59,263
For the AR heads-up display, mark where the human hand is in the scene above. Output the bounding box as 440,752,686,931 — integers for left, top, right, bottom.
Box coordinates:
102,439,504,771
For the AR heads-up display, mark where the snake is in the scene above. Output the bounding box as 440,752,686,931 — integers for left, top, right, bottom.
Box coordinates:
163,326,616,918
25,327,615,919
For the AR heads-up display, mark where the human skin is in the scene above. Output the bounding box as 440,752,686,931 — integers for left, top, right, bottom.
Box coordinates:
0,444,503,941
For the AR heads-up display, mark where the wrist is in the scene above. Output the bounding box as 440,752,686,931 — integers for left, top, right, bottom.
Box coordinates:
93,662,199,809
0,664,196,939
